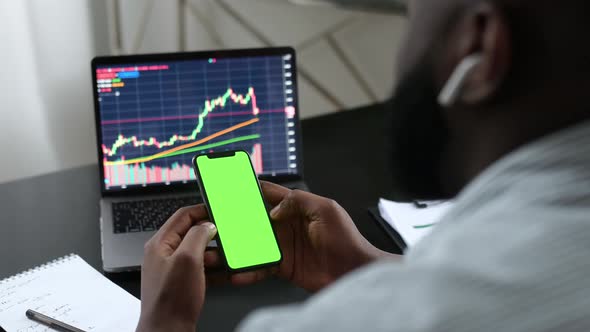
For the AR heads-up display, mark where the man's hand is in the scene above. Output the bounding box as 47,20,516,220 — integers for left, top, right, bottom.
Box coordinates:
206,182,395,292
136,205,217,332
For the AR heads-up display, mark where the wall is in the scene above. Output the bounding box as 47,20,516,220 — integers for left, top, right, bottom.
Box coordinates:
0,0,406,183
0,0,109,184
111,0,406,117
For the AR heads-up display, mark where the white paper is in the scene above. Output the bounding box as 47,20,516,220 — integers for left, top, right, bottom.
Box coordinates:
0,255,140,332
378,199,454,248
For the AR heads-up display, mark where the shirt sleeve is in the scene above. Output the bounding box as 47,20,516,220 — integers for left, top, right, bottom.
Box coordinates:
235,261,501,332
236,247,587,332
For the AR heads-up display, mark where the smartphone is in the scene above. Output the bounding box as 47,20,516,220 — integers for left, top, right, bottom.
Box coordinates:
193,150,282,272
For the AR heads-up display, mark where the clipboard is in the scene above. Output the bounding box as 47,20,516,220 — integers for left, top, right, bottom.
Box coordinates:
368,207,408,251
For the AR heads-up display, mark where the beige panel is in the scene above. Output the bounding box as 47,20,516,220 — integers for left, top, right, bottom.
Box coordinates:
204,0,267,48
223,0,355,46
117,0,147,52
333,13,407,101
184,1,224,51
118,0,180,53
298,74,337,118
299,39,372,110
138,1,180,53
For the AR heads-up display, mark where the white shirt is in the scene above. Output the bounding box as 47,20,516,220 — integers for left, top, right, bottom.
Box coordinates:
238,120,590,332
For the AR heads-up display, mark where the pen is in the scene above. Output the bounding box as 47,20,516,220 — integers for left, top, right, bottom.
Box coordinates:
413,201,429,209
413,200,447,209
25,309,86,332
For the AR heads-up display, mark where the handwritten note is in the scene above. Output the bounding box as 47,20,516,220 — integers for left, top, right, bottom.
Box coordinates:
378,198,454,248
0,255,140,332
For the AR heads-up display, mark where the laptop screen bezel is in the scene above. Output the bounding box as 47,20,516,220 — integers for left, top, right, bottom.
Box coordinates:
91,47,304,197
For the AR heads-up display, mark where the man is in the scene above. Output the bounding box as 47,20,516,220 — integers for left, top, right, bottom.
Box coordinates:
136,0,590,330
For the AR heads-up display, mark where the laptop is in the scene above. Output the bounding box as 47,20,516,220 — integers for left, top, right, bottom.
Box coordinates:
91,47,307,272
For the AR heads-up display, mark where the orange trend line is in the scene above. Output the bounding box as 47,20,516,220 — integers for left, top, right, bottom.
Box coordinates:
105,118,259,166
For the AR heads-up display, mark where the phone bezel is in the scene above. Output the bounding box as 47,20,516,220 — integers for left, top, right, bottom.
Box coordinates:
192,150,283,273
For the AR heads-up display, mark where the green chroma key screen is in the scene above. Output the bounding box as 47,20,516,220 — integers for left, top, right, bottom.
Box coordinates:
195,151,281,271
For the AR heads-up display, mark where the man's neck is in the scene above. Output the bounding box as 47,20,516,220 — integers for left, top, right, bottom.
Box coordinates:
442,98,590,197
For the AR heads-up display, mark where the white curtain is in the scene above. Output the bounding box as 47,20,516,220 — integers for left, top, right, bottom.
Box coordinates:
0,0,102,183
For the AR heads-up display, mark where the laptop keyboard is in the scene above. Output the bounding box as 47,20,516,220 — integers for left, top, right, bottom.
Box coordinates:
112,196,202,234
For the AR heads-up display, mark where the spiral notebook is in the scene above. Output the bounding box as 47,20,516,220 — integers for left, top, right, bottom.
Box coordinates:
0,254,140,332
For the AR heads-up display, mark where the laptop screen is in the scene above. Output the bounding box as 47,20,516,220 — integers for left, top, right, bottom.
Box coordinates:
93,49,300,192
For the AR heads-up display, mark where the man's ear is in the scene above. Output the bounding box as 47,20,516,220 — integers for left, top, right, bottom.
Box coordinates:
438,1,512,106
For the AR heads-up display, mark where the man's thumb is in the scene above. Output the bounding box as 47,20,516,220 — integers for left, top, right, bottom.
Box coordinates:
176,222,217,258
270,201,284,219
270,192,300,220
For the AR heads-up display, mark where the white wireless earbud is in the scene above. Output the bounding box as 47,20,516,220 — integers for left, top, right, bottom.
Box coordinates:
437,54,483,107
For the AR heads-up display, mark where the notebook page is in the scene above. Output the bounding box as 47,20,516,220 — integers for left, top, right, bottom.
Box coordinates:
0,255,140,332
378,199,454,248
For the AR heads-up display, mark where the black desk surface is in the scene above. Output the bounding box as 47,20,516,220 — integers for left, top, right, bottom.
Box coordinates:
0,104,398,331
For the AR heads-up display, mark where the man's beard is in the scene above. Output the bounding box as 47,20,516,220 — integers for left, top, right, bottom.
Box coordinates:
386,62,451,201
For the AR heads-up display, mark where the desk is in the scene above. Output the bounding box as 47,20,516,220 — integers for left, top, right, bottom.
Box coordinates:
0,103,398,331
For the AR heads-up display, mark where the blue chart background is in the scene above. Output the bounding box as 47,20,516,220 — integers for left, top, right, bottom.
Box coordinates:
97,55,297,189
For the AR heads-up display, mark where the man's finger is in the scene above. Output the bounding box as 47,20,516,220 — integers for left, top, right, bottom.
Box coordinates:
174,222,217,261
204,250,275,286
204,250,223,268
261,181,292,206
157,204,209,240
231,269,273,286
206,271,232,286
270,189,326,220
